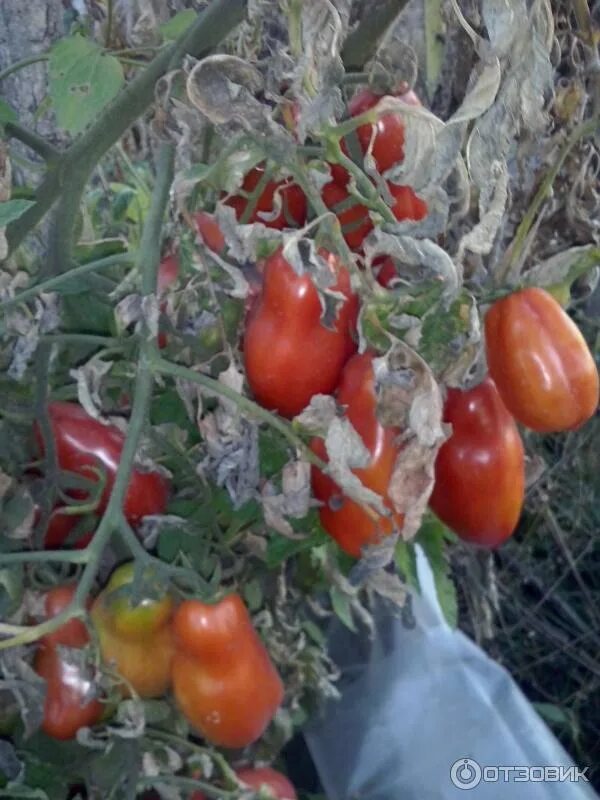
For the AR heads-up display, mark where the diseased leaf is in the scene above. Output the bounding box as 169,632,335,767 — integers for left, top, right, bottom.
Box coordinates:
49,36,124,135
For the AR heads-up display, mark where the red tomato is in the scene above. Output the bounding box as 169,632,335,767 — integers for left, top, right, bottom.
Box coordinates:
243,247,359,417
39,585,88,649
321,181,373,250
34,584,102,740
34,647,103,741
38,506,93,550
236,768,297,799
194,211,226,253
348,87,421,174
311,352,403,557
224,165,307,229
35,403,169,524
374,257,398,288
429,377,525,547
157,253,179,295
389,182,428,222
485,287,599,433
172,595,283,748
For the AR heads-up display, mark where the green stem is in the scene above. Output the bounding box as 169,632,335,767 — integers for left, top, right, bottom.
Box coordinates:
1,252,135,310
146,728,239,786
0,54,48,83
341,0,410,70
0,134,176,651
40,333,123,347
5,123,59,161
6,0,247,254
0,549,88,566
105,0,115,48
152,356,327,470
140,144,175,296
499,117,598,283
136,776,238,799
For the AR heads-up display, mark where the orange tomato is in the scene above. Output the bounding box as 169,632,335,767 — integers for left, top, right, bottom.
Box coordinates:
311,352,403,557
172,595,283,748
91,563,175,698
485,287,599,432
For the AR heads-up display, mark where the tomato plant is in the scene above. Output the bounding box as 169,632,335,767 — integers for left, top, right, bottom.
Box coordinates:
34,585,103,740
224,165,307,229
243,247,359,417
91,563,175,698
429,377,525,547
36,402,170,524
311,352,403,557
485,287,599,433
171,594,283,748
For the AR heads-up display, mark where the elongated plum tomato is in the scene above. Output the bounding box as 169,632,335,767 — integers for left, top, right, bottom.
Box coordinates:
34,584,103,740
311,352,403,558
37,505,94,550
172,595,283,748
485,287,599,433
243,247,359,418
35,402,169,524
224,165,307,229
193,211,226,253
91,563,175,698
429,377,525,547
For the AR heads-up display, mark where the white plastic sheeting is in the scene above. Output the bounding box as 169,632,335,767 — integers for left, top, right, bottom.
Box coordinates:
304,547,598,800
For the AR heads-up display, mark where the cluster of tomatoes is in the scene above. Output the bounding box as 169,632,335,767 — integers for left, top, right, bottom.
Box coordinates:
34,566,295,798
30,83,598,799
190,84,599,555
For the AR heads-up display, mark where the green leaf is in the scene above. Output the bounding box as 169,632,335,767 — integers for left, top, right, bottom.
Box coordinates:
265,527,329,569
415,516,458,627
243,578,263,611
0,100,17,126
0,566,24,618
394,540,419,590
419,292,474,374
259,428,292,479
330,586,357,632
160,9,197,40
49,36,124,135
0,200,36,228
61,292,115,334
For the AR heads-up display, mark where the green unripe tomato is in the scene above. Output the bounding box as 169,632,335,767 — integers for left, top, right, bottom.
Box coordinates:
101,562,174,639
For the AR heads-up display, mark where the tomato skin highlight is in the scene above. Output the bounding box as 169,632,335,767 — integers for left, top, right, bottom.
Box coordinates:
91,563,175,698
224,165,307,229
36,402,169,525
243,247,359,418
429,377,525,547
34,584,102,740
485,287,599,433
172,595,283,748
311,352,403,558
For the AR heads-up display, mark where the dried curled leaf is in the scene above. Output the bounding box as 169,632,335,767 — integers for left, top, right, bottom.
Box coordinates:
373,343,447,541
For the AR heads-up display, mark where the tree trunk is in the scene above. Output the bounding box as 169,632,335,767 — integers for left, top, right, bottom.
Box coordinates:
0,1,64,139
